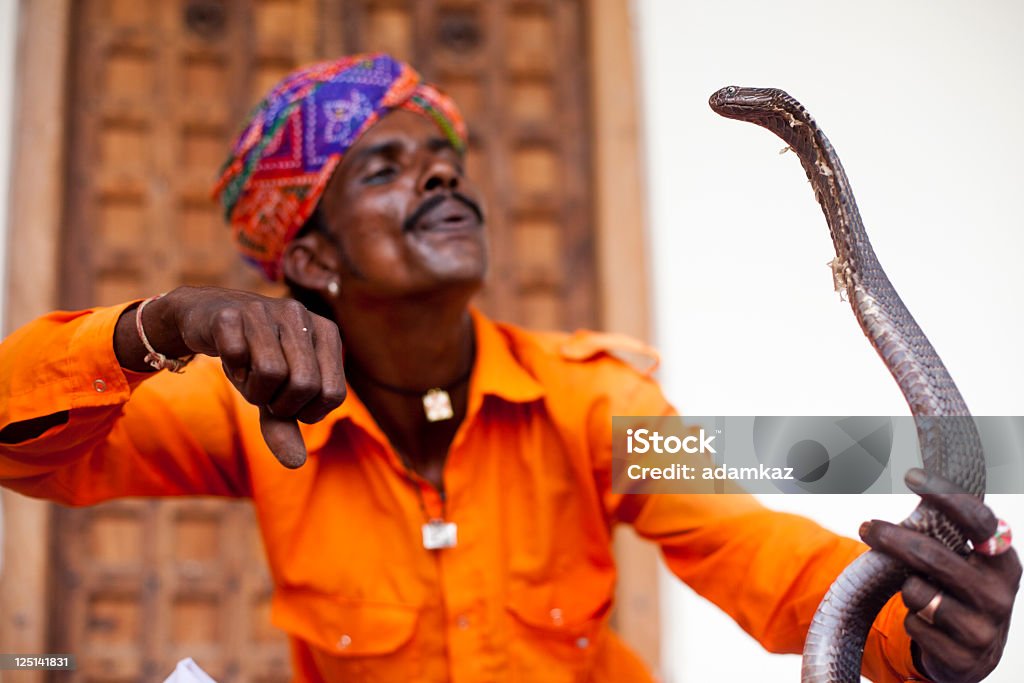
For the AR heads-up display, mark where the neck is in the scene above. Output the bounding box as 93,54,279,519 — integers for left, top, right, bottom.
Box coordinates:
334,293,476,389
330,292,476,486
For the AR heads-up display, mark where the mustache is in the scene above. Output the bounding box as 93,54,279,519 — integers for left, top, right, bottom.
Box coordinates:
403,192,485,233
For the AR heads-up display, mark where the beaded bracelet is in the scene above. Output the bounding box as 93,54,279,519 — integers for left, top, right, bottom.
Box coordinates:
135,294,194,373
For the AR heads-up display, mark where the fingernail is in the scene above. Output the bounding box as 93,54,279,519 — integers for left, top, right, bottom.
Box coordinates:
906,468,927,488
859,521,872,538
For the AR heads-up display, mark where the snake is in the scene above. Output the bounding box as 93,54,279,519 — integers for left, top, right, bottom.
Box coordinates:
708,86,987,682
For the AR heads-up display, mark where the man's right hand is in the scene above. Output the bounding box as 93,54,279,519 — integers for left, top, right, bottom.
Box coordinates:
114,286,346,468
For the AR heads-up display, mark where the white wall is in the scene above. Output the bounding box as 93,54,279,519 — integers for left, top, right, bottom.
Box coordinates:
0,0,17,333
0,0,21,576
634,1,1024,681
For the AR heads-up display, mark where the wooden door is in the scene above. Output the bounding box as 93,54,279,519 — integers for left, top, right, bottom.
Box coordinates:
54,1,598,681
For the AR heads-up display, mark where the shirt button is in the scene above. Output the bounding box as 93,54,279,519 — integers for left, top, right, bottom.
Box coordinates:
549,607,563,625
576,637,590,649
93,379,106,392
337,634,352,649
456,615,470,629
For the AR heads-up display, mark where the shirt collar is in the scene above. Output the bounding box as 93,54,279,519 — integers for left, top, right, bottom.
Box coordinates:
300,307,544,452
467,307,545,405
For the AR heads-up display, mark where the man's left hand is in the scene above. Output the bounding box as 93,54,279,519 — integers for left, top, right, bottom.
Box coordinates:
859,468,1021,683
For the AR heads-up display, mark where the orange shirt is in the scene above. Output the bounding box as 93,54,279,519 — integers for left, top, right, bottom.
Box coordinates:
0,303,923,682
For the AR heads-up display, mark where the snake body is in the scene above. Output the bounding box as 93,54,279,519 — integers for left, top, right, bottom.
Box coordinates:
708,87,987,682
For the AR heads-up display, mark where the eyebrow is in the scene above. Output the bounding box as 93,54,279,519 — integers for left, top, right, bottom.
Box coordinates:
426,136,459,154
348,140,404,167
348,136,460,168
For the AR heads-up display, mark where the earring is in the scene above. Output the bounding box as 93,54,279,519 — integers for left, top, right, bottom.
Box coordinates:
326,280,340,297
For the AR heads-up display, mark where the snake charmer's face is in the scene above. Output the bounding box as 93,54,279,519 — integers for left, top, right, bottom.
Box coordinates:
316,109,488,298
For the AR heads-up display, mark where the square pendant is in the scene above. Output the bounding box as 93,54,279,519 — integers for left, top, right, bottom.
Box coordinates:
422,520,458,549
423,388,454,422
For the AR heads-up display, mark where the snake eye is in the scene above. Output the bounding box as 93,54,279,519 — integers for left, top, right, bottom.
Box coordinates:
726,86,737,97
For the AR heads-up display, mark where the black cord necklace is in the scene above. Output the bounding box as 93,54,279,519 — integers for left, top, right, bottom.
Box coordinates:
350,349,475,422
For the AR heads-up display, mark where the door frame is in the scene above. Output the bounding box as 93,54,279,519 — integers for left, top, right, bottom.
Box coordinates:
0,0,660,671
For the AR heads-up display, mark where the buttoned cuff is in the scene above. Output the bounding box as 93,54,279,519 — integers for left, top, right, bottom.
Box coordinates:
66,300,153,410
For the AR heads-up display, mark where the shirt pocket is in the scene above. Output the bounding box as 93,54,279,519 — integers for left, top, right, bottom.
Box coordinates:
504,575,613,682
272,587,420,678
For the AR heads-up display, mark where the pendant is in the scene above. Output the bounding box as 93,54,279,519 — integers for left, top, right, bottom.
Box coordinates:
422,388,454,422
422,519,458,549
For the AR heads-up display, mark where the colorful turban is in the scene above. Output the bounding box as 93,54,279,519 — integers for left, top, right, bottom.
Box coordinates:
213,53,468,281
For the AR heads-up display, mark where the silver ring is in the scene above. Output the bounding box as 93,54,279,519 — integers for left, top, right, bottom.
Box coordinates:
916,591,942,626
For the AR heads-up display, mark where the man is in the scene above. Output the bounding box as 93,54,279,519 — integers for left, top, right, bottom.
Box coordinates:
0,53,1018,682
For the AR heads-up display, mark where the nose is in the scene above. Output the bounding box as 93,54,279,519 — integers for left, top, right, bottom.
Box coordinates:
418,157,460,193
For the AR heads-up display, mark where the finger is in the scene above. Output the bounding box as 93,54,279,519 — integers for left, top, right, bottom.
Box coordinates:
210,307,250,384
905,470,1021,583
869,519,1018,618
905,468,998,544
901,575,999,650
296,316,346,424
861,520,983,604
904,610,989,678
242,306,290,406
259,406,306,469
267,304,322,418
974,545,1024,591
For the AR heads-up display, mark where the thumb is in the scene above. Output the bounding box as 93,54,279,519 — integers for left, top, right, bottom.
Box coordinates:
258,406,307,469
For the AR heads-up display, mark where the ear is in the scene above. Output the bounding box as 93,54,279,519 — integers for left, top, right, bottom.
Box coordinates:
281,231,340,292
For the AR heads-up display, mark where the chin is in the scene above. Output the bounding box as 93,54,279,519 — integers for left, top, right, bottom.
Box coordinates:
423,242,488,282
437,263,488,289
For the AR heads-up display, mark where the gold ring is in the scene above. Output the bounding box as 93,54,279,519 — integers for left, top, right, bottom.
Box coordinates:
916,591,943,626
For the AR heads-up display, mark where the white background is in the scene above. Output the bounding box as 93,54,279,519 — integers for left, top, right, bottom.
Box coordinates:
0,0,20,574
0,0,16,333
635,1,1024,681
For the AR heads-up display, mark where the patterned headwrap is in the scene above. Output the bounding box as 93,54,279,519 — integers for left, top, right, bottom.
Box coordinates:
213,53,468,281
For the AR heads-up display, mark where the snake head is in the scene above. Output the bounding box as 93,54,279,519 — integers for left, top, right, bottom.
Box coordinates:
709,86,789,121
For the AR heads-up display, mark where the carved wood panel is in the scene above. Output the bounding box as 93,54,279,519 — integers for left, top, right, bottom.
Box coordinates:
56,1,596,680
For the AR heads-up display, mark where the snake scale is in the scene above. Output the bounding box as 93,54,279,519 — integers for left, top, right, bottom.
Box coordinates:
708,86,987,682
